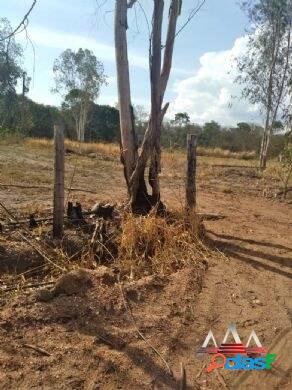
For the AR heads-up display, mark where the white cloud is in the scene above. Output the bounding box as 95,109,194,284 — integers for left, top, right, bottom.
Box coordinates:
19,25,262,123
168,36,262,126
28,88,59,106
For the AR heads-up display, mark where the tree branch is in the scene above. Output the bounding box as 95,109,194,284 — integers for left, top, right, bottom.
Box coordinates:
161,102,169,122
0,0,37,42
127,0,137,8
137,1,151,39
167,0,206,45
160,0,181,98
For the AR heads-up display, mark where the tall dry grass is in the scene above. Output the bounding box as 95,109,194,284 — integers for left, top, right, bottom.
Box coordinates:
117,212,208,276
25,138,256,160
25,138,120,157
197,147,256,160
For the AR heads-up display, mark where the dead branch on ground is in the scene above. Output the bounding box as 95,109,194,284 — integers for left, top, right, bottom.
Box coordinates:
1,280,55,293
118,280,173,377
22,343,51,357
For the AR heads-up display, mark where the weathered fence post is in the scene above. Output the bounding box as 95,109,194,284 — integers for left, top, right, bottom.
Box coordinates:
53,123,65,238
185,134,197,213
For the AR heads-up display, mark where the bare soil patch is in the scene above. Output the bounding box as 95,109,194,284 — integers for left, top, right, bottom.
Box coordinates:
0,140,291,389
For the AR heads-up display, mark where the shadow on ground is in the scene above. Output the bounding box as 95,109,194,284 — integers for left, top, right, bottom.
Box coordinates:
206,230,292,280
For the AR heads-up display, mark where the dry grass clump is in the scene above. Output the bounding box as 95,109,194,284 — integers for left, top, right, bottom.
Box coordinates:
25,138,256,161
162,150,185,174
0,133,26,145
118,212,208,276
162,146,256,163
65,140,120,157
197,147,256,160
25,138,120,157
25,138,53,148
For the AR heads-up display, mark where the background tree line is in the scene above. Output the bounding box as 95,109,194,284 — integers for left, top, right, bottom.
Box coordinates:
0,92,286,157
0,11,289,160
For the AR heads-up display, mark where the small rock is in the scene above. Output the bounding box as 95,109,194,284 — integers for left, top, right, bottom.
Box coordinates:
251,298,262,306
36,289,54,302
37,269,94,301
54,268,94,295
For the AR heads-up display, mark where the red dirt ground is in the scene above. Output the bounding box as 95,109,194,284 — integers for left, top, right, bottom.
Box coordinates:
0,143,291,389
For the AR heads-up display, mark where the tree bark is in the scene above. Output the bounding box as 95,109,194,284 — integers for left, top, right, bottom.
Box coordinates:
128,1,165,209
114,0,182,212
263,26,292,168
259,18,291,170
259,21,278,169
149,0,181,201
160,0,182,98
148,0,164,203
115,0,137,190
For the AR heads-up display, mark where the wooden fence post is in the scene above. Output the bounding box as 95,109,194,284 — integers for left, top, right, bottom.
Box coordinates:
53,123,64,238
185,134,197,213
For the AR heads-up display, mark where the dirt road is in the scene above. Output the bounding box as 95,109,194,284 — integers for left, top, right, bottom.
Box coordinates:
176,191,292,388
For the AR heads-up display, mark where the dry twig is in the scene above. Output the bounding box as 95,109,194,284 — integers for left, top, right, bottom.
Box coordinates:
22,343,51,357
18,232,65,272
180,362,187,390
196,363,206,379
0,1,37,41
118,281,173,377
214,369,228,389
1,280,55,293
0,201,65,272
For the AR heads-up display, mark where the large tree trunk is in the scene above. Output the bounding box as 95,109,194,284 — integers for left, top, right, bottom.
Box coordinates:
131,0,181,201
148,0,182,201
74,117,79,141
124,0,164,210
79,98,90,142
114,0,182,213
260,111,270,170
148,0,164,203
114,0,137,191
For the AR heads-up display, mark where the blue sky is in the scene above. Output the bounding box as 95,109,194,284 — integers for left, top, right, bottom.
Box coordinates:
2,0,261,125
